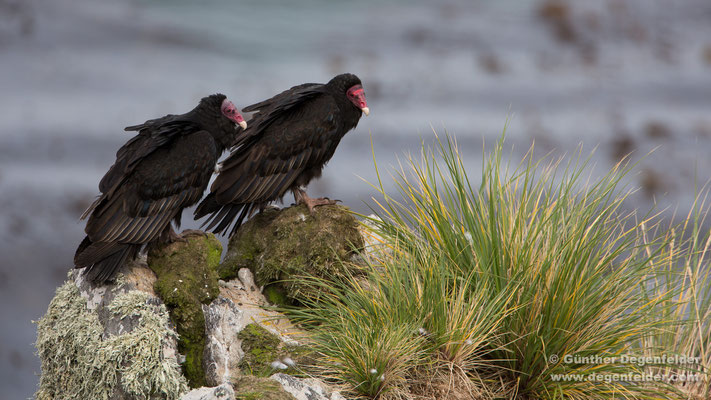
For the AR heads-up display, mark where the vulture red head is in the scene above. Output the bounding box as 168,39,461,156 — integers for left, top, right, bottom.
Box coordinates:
346,84,369,116
329,73,370,116
221,98,247,129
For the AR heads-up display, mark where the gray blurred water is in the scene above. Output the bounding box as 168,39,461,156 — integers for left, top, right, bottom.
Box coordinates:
1,0,710,397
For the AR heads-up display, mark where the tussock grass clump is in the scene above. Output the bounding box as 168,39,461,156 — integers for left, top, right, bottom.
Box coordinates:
638,193,711,399
289,130,710,399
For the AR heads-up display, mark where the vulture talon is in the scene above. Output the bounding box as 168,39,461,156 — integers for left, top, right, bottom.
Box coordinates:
166,228,183,243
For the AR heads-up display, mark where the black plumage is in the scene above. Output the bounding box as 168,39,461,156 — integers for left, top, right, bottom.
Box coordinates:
75,94,246,284
195,73,369,236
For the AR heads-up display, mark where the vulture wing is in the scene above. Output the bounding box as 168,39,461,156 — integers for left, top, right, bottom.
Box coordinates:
95,119,199,200
241,83,321,113
84,131,217,245
233,83,324,148
76,130,218,283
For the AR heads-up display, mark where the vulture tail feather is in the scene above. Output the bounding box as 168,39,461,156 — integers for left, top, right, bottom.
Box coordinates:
74,236,141,285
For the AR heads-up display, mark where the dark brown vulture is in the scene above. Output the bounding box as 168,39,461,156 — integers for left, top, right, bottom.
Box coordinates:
194,73,369,236
74,94,247,284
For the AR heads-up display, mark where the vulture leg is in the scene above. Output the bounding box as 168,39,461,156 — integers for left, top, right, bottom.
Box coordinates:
145,226,185,253
166,226,187,243
292,188,340,213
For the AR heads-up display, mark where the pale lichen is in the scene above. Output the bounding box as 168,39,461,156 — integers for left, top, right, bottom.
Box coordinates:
35,280,188,400
232,375,297,400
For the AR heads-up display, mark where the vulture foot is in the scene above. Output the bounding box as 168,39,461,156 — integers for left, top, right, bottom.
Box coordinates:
304,197,340,213
166,228,185,244
293,189,341,213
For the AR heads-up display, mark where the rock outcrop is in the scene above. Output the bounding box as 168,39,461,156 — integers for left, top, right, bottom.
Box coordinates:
180,384,234,400
147,233,222,387
219,204,364,304
36,259,187,400
36,205,364,399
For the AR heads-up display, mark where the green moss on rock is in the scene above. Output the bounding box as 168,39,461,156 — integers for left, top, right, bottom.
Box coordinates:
262,284,290,307
220,205,364,302
232,375,296,400
237,323,316,378
238,323,284,376
35,281,188,400
148,233,222,388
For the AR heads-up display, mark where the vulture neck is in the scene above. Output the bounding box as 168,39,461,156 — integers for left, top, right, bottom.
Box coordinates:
327,86,362,131
210,120,239,152
191,103,238,152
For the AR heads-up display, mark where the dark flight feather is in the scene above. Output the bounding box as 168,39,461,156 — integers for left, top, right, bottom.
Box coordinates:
195,73,366,236
75,94,242,284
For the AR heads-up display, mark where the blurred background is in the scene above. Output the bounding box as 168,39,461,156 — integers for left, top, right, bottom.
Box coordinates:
1,0,710,397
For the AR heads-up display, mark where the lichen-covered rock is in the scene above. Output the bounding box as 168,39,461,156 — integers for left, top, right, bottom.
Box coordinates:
219,205,364,303
202,296,246,386
148,233,222,387
232,376,297,400
180,383,235,400
202,268,305,386
35,262,188,400
271,374,346,400
38,220,356,399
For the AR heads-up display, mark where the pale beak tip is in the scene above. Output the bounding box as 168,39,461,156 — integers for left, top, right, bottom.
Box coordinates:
361,107,370,116
238,120,248,130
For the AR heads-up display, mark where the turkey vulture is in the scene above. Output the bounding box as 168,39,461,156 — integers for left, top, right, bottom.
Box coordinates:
75,94,247,284
195,73,369,236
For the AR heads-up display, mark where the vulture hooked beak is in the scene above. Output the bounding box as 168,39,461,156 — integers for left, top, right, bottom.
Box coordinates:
346,84,369,117
221,98,247,130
